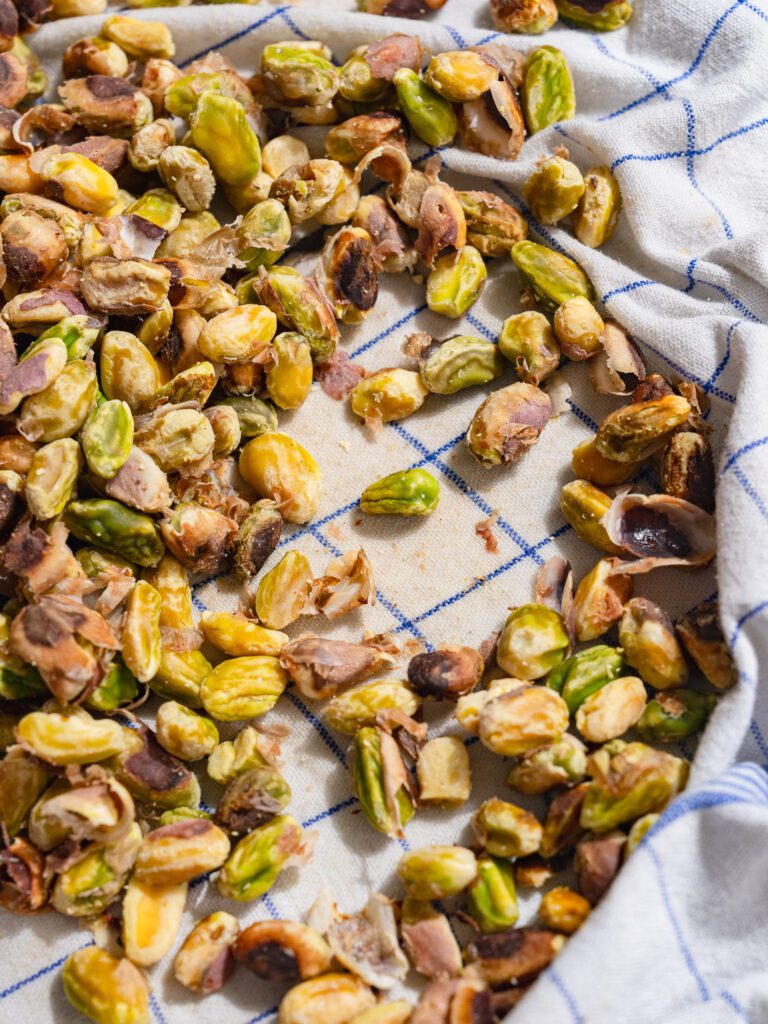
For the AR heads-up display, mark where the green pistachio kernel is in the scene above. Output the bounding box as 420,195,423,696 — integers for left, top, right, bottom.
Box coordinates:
201,656,287,722
218,813,305,901
392,68,458,148
547,644,625,713
64,498,165,567
472,797,543,858
574,165,622,248
24,437,83,520
81,399,134,479
498,310,561,386
237,199,292,269
0,749,49,835
18,358,97,442
261,42,338,106
86,659,140,713
253,265,339,363
418,335,503,394
511,240,594,309
219,396,279,438
149,650,212,709
35,314,103,361
426,246,487,319
497,603,570,679
353,725,415,839
360,468,440,517
467,855,519,933
636,690,716,744
523,156,585,225
521,46,576,135
555,0,633,31
397,845,477,901
190,91,262,187
324,679,421,735
154,362,216,406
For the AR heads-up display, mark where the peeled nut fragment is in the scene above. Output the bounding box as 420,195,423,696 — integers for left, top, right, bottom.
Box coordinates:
473,797,542,858
554,297,605,361
397,845,477,901
62,947,150,1024
324,679,420,735
279,973,376,1024
467,382,552,466
174,912,239,995
491,0,559,33
524,156,584,225
497,603,570,680
417,736,471,808
279,637,395,701
479,686,569,757
506,733,587,795
122,876,188,967
619,597,687,690
407,645,483,700
575,675,647,743
134,818,230,885
676,600,737,691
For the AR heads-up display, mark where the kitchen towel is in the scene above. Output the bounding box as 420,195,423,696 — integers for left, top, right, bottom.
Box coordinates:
2,0,768,1021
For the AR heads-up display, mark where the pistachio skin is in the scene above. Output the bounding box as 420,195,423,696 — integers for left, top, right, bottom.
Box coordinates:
360,468,440,516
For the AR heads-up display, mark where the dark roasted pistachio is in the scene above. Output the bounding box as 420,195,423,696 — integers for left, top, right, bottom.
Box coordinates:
575,831,626,905
408,644,483,700
602,492,716,570
216,765,291,835
174,912,239,995
320,226,379,324
676,601,737,690
491,0,558,32
661,431,715,513
58,75,153,137
636,689,715,743
466,928,564,987
112,726,201,810
235,919,331,982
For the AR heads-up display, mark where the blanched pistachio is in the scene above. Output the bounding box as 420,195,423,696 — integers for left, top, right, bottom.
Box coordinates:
264,332,313,410
158,145,216,213
417,736,471,808
467,382,552,466
418,334,503,394
37,151,119,214
393,68,457,147
134,819,230,885
676,601,736,691
201,655,287,722
0,748,48,835
218,813,306,901
216,764,291,835
506,733,587,795
574,165,622,247
64,498,164,566
207,724,279,785
201,611,287,658
233,501,282,579
156,700,219,761
0,435,36,474
101,14,175,60
270,159,346,224
573,558,632,642
521,45,575,134
198,304,276,363
426,246,487,319
560,479,625,555
554,297,605,361
491,0,559,32
350,368,428,428
456,189,528,258
237,198,291,269
135,407,214,473
261,41,338,106
360,468,440,517
625,812,659,857
595,394,691,463
235,919,331,983
81,399,133,479
255,550,312,630
548,644,624,712
555,0,633,30
120,579,161,684
220,396,278,438
497,603,569,679
18,358,96,442
204,405,241,456
524,156,584,226
539,886,591,934
122,876,187,966
575,675,647,742
128,117,175,173
17,708,126,765
253,265,339,362
397,845,477,900
618,598,687,689
150,649,211,708
62,947,149,1024
280,974,376,1024
571,436,640,487
190,91,261,187
160,502,238,577
158,210,219,258
473,797,542,858
636,689,715,743
24,437,82,520
455,677,527,735
325,679,420,735
498,311,560,385
512,241,594,311
262,134,311,178
0,336,67,416
425,51,499,103
155,361,216,407
467,855,519,933
354,725,416,838
239,433,321,524
338,52,389,105
174,911,239,994
580,740,688,833
479,685,569,756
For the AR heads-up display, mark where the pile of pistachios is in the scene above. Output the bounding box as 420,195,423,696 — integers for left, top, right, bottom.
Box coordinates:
0,11,737,1024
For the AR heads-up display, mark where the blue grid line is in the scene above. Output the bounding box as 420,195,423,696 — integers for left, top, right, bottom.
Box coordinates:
0,943,89,1001
301,795,357,829
263,892,281,919
728,598,768,647
565,399,598,432
682,99,733,240
645,841,710,1001
602,279,656,303
179,5,288,67
442,24,467,49
702,321,740,393
390,421,544,562
720,991,752,1023
150,994,168,1024
277,7,311,43
599,0,748,122
247,1007,279,1024
474,31,501,46
611,114,768,169
748,719,768,763
284,690,347,764
590,35,670,94
722,435,768,474
732,464,768,520
464,312,497,340
348,304,428,360
547,967,585,1024
394,524,571,631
